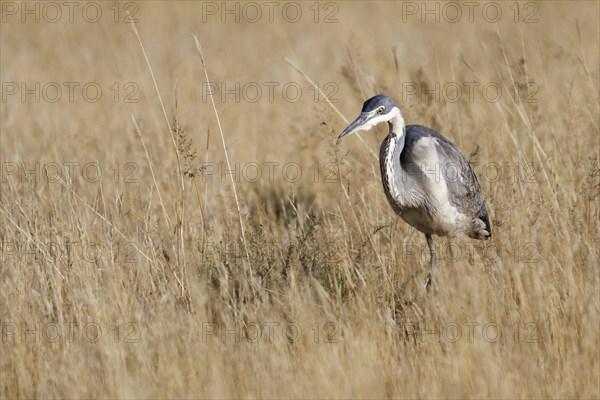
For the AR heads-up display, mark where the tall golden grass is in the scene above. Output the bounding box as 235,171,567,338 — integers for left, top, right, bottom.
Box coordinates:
1,1,598,398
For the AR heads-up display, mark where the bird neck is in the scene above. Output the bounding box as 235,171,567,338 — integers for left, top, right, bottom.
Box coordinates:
380,109,417,212
387,107,406,139
380,129,406,213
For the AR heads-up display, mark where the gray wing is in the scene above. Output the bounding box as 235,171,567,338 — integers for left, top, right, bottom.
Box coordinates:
403,125,491,238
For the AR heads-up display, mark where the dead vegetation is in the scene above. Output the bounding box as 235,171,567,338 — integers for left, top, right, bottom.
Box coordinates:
0,2,598,398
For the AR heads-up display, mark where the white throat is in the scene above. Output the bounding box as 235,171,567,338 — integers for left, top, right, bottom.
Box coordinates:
387,107,405,137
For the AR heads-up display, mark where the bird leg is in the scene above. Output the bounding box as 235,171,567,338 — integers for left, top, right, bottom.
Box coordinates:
425,234,439,291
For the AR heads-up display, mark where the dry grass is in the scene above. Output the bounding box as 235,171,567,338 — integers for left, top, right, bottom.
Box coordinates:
1,1,599,398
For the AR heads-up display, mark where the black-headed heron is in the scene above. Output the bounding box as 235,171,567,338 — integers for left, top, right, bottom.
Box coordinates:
339,95,491,289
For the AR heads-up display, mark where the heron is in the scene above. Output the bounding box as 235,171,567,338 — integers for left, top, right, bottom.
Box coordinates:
338,95,491,289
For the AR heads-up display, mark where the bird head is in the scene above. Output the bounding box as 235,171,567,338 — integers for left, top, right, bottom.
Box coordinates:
339,95,403,139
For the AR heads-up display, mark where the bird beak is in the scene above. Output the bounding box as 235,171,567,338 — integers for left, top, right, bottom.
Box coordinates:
338,112,370,139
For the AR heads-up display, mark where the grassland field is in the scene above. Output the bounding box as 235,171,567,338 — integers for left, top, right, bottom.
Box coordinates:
0,1,599,398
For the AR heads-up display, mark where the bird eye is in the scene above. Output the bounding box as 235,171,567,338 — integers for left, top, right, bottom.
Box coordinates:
377,107,384,114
